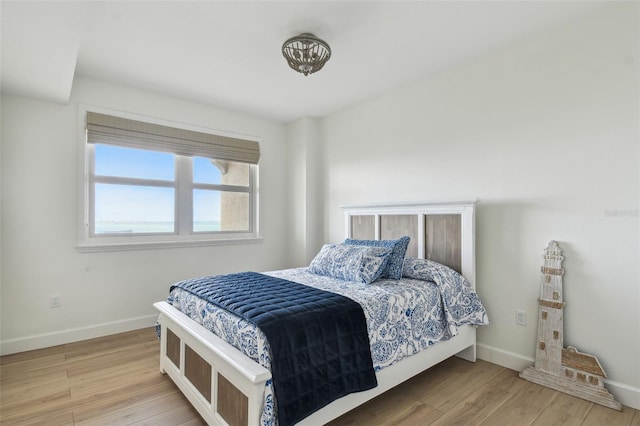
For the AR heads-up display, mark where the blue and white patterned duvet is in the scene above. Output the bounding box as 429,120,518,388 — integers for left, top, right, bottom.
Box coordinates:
165,266,488,425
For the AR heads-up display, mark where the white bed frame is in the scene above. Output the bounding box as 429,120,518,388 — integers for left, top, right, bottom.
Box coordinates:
154,200,477,425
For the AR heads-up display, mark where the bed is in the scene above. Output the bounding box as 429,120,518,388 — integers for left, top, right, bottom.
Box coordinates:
154,200,487,425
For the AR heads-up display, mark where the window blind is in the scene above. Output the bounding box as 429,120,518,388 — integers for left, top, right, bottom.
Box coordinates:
86,112,260,164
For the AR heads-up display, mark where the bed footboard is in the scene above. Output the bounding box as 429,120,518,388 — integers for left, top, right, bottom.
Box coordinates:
154,301,271,426
155,302,477,426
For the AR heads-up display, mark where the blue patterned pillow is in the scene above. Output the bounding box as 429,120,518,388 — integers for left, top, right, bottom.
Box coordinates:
344,236,410,280
308,243,392,284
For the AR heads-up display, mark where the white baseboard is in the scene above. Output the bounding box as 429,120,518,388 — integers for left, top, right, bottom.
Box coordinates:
0,314,158,356
477,343,640,410
477,342,535,371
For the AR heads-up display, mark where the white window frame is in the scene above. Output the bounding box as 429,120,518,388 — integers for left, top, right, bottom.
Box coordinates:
77,106,261,252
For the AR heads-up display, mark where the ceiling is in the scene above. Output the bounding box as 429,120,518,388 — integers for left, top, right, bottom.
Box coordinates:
1,1,614,123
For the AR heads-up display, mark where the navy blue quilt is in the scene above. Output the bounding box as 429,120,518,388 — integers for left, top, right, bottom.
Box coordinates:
171,272,377,426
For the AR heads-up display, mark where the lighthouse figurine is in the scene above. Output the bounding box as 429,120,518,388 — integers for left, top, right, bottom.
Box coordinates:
519,241,621,410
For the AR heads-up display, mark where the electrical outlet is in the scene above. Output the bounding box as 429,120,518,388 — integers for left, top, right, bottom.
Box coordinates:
50,295,61,308
515,309,526,326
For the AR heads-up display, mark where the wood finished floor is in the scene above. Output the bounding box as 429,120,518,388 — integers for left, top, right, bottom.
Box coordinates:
1,328,638,426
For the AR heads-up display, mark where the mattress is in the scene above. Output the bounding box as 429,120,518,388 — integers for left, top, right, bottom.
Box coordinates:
164,266,488,425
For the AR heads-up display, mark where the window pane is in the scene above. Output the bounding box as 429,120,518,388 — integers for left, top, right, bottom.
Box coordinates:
95,144,175,181
193,157,249,186
193,189,249,232
95,184,175,234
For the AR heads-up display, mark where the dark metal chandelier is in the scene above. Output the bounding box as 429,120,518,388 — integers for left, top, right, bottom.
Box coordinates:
282,33,331,76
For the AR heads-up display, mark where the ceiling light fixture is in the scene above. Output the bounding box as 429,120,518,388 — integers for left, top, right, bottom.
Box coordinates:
282,33,331,76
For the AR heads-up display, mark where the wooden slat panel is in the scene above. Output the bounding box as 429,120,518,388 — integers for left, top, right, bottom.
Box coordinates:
380,214,418,257
184,345,212,403
351,215,375,240
425,214,462,273
217,373,248,426
166,328,180,368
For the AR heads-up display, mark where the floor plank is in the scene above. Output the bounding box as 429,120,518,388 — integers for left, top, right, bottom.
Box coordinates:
378,400,442,426
1,410,74,426
71,377,179,423
430,368,526,425
74,392,193,426
531,392,593,426
1,328,637,426
479,380,558,425
418,359,503,411
581,403,638,426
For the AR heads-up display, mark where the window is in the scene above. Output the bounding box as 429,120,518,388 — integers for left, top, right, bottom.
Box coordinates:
79,110,260,251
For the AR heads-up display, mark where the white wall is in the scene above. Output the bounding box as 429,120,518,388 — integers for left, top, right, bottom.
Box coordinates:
0,77,290,353
286,117,324,266
321,5,639,406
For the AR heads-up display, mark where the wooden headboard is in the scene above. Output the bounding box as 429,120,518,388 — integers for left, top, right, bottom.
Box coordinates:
342,200,476,287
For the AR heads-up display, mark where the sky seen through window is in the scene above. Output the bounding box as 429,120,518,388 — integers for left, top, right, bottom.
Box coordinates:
94,145,223,231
